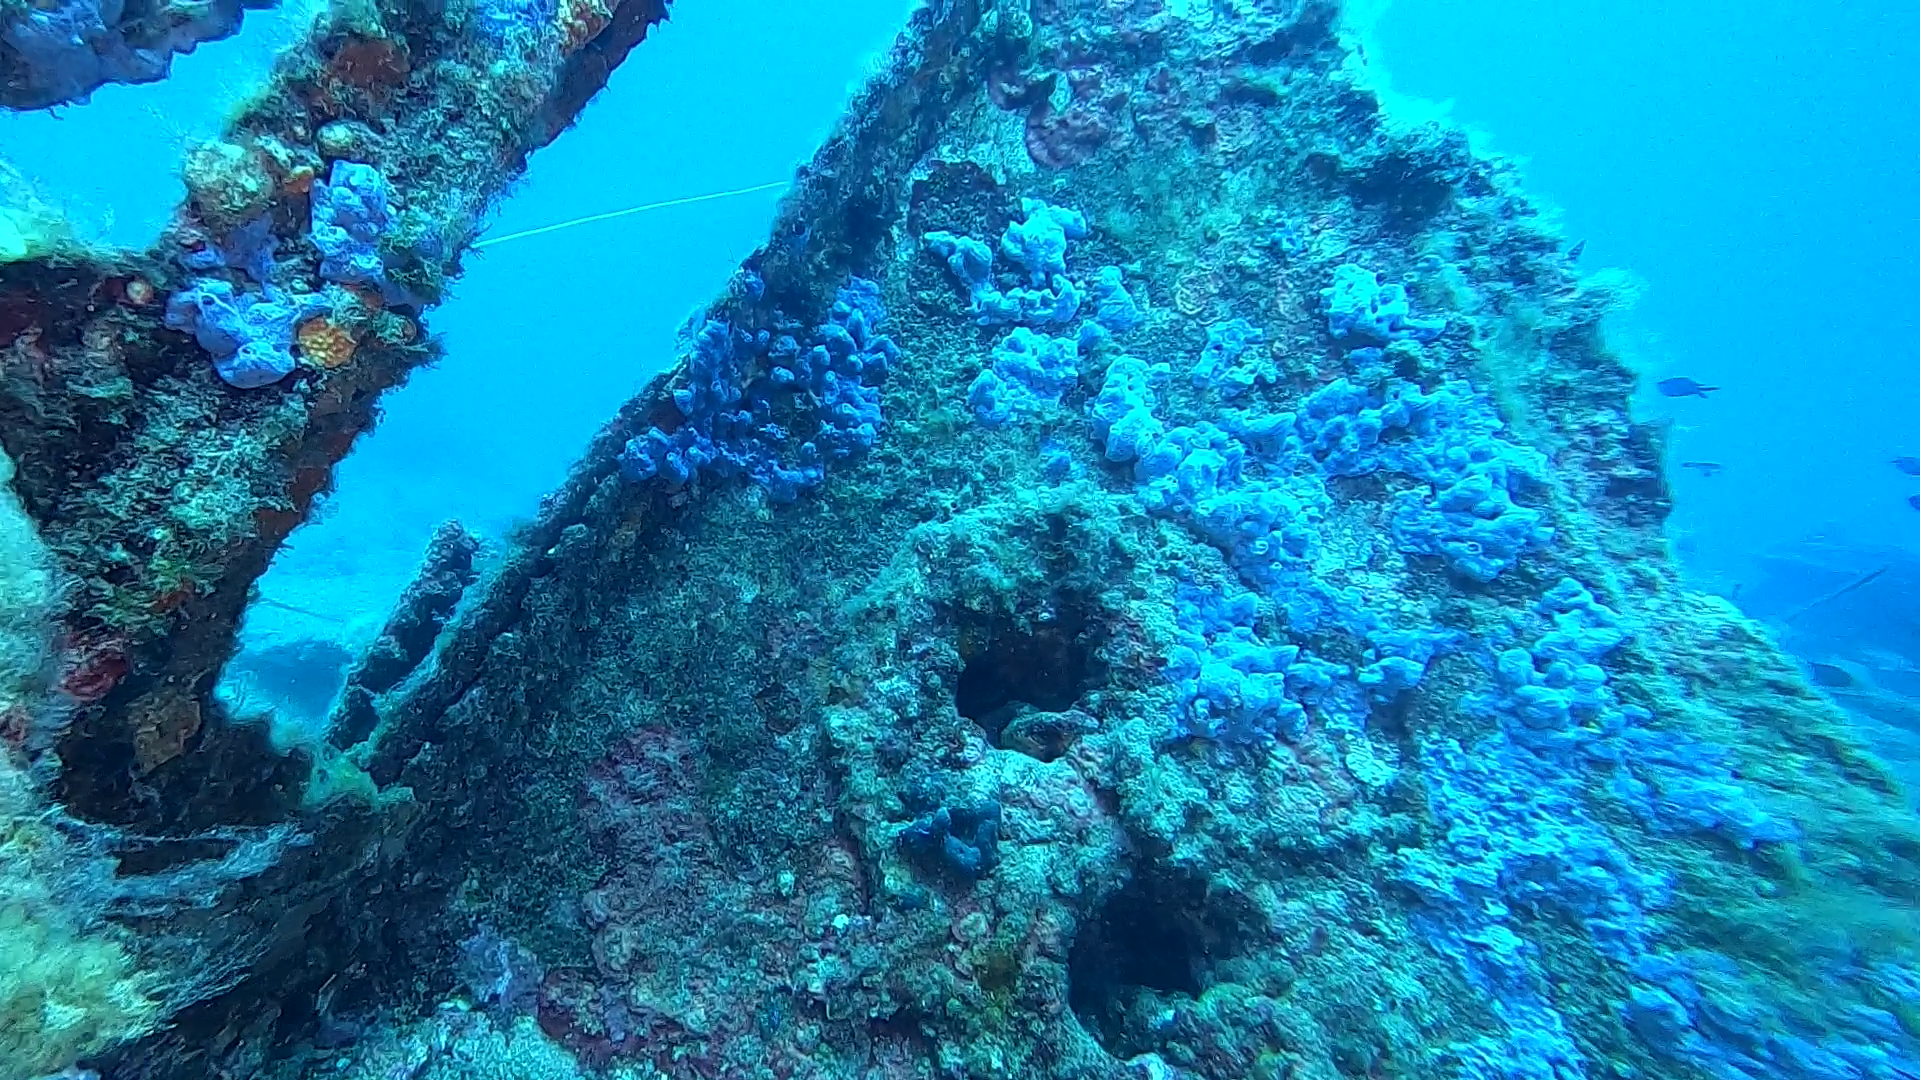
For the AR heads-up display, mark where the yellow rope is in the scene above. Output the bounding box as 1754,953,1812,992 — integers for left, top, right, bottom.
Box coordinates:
472,179,792,249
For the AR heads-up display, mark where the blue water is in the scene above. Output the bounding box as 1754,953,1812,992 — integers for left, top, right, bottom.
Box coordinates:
1372,0,1920,581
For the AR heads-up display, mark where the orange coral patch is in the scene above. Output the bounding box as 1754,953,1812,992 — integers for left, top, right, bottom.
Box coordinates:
282,164,317,196
296,316,358,369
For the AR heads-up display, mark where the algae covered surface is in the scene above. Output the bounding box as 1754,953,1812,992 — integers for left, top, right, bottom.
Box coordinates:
0,1,1916,1079
303,3,1920,1078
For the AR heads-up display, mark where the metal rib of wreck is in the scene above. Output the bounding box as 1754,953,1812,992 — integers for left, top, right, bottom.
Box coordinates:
0,0,670,1071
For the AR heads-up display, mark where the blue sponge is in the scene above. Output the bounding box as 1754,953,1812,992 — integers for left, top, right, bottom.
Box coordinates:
619,278,897,502
1390,461,1553,583
1189,317,1271,397
181,215,280,286
1165,585,1308,744
923,199,1094,326
311,161,397,296
165,280,329,389
1322,263,1446,342
1089,265,1140,333
967,327,1080,426
1088,355,1166,462
924,231,997,310
900,802,1002,880
999,198,1088,285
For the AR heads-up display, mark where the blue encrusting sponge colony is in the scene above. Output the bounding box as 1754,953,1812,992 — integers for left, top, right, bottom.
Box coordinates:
618,277,896,502
892,191,1913,1080
164,161,418,388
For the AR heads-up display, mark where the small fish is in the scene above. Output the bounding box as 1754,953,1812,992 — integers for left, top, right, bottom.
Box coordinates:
1566,239,1587,263
1894,455,1920,476
1909,494,1920,513
1657,377,1718,398
1679,461,1723,477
